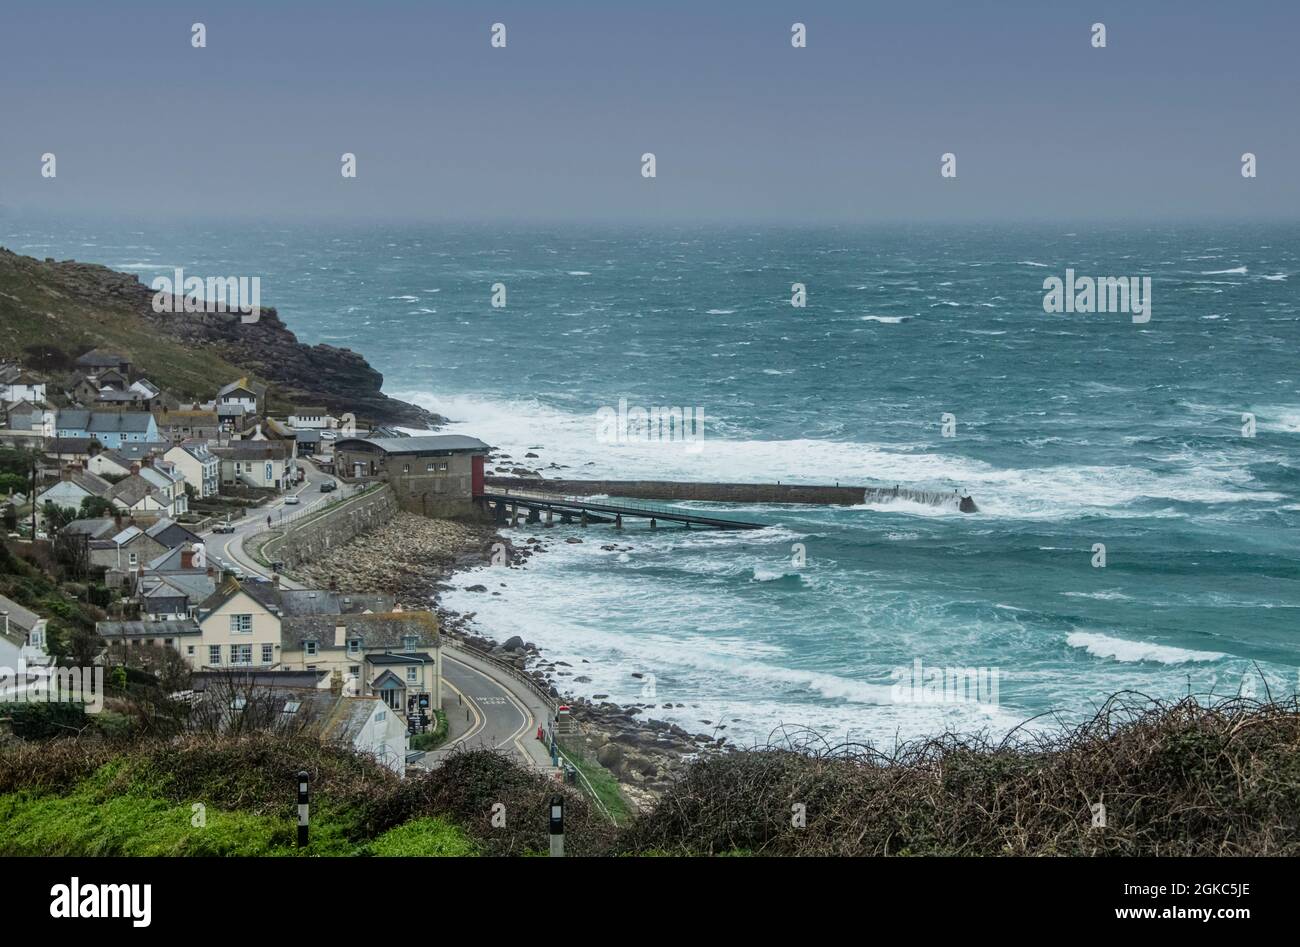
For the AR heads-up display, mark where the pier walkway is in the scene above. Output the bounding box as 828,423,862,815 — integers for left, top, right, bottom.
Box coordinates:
478,488,766,530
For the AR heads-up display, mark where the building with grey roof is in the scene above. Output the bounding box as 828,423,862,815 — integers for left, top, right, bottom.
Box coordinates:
333,434,489,519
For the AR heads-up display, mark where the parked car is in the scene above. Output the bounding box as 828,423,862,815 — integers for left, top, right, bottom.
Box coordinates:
212,523,236,534
284,494,300,505
319,480,337,492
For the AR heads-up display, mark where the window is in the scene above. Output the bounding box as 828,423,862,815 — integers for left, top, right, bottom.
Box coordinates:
376,710,386,721
349,665,360,675
208,645,221,665
305,641,317,657
231,644,252,665
402,636,417,653
128,553,138,567
406,666,418,683
187,645,195,656
438,462,448,472
262,643,274,664
347,638,361,655
425,463,434,472
29,630,43,647
403,464,411,474
230,614,252,634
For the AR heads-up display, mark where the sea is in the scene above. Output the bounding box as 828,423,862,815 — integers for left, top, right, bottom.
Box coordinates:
5,216,1299,750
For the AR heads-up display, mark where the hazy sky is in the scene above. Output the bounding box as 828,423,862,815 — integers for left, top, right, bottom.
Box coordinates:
2,0,1297,223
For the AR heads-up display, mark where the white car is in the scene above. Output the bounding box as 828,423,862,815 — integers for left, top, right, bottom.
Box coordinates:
284,494,300,505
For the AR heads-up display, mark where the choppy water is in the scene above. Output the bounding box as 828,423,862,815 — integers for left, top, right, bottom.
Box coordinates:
6,217,1299,748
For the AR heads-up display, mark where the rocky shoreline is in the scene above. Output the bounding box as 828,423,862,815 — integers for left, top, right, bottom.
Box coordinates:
287,501,722,809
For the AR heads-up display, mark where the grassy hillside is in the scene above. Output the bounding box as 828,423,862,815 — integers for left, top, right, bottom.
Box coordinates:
0,247,439,425
0,249,252,403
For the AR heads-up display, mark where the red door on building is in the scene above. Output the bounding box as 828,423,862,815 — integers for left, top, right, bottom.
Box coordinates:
471,455,485,496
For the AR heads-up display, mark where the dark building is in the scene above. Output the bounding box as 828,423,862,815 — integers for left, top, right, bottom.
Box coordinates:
333,435,489,518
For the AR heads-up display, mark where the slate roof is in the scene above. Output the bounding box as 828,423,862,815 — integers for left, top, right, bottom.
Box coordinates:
96,619,201,639
281,611,439,653
0,594,42,635
213,442,289,461
108,474,162,508
334,435,489,455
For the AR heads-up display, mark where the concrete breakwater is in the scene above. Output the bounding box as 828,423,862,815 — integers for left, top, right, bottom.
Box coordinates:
261,485,399,570
484,477,978,513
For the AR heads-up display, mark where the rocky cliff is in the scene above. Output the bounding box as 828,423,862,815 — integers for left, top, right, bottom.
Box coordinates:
0,247,441,428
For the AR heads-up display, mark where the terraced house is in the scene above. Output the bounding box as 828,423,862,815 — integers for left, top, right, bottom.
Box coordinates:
55,409,159,449
190,580,441,716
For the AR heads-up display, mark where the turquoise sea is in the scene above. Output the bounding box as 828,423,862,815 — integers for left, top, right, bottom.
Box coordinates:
5,217,1299,747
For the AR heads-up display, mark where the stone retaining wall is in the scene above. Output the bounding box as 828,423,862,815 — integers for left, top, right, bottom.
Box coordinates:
264,485,399,569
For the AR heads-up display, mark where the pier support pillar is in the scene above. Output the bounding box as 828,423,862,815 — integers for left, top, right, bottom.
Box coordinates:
615,514,623,530
650,518,657,530
545,509,553,527
527,506,541,524
510,502,519,526
580,510,588,528
561,512,573,525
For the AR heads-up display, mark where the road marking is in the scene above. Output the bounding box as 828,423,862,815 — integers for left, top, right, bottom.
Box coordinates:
441,673,484,748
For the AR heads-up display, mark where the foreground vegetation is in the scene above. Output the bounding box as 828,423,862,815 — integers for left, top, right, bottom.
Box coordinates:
2,692,1299,856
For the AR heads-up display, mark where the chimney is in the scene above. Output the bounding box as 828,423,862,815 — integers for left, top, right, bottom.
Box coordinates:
271,572,280,589
334,625,346,648
180,544,194,570
130,463,140,475
330,670,343,695
61,467,72,481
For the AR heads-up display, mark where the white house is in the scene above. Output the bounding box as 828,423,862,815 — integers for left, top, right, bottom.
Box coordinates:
36,468,114,522
0,594,51,666
107,474,171,519
0,366,47,406
289,408,336,430
139,460,188,516
164,442,220,498
217,378,262,416
87,450,135,479
213,442,290,491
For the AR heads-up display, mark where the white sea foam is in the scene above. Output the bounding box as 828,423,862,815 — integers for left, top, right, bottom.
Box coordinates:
860,315,910,323
706,308,736,314
391,390,1278,521
1066,632,1227,665
1198,266,1247,275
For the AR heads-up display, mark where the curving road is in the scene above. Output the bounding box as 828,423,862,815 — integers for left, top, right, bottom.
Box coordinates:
197,459,556,772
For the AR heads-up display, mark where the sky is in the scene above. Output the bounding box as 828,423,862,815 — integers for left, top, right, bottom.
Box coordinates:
1,0,1297,223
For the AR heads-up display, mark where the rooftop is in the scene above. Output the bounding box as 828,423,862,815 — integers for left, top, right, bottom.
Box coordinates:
334,435,489,455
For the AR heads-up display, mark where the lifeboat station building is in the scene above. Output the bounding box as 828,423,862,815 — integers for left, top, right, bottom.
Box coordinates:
333,435,489,519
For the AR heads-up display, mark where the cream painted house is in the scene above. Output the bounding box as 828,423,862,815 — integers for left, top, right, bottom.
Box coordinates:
193,581,441,717
280,611,442,713
194,581,285,671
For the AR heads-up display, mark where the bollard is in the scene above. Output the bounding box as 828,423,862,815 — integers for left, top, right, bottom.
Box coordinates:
549,794,565,857
296,770,309,848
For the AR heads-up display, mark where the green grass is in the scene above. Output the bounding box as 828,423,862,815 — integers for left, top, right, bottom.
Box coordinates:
0,761,478,857
556,739,635,825
361,817,480,857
